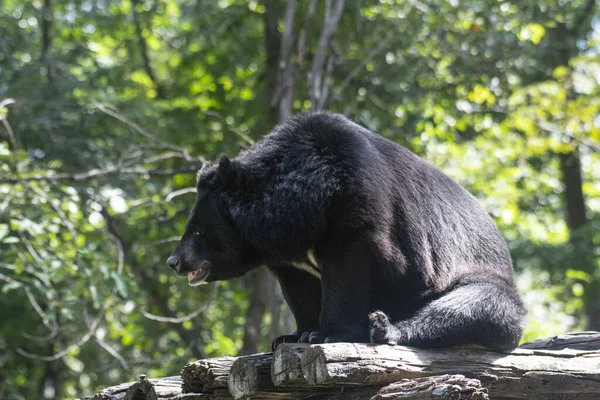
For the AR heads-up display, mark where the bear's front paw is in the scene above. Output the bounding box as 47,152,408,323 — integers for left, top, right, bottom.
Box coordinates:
368,310,397,345
299,329,368,344
271,334,301,350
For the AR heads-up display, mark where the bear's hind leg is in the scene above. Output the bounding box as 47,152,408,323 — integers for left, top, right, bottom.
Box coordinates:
369,275,525,351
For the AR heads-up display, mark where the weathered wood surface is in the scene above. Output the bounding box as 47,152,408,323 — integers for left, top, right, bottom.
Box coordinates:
123,376,190,400
299,340,600,399
86,331,600,400
228,353,274,399
271,344,307,387
181,356,238,393
89,377,207,400
90,380,135,400
372,374,488,399
518,331,600,350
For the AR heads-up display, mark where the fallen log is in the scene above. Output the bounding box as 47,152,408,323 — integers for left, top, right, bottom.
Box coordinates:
372,374,488,400
270,344,308,387
87,376,206,400
123,376,189,400
86,331,600,400
518,331,600,350
181,356,237,393
89,380,135,400
299,340,600,399
228,353,274,399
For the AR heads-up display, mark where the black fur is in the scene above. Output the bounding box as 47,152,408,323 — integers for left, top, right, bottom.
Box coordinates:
168,112,526,351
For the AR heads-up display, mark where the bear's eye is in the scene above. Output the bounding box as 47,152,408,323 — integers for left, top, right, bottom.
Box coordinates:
192,230,202,238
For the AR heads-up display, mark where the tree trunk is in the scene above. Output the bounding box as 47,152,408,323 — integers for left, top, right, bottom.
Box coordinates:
553,19,599,330
131,0,166,99
41,0,56,84
264,0,281,128
241,268,270,355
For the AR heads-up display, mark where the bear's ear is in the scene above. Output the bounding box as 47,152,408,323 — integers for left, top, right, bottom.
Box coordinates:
217,154,243,188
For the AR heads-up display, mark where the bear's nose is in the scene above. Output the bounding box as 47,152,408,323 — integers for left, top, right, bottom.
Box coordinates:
167,256,181,273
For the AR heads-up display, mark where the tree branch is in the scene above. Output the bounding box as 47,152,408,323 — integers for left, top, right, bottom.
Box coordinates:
574,0,597,38
334,26,398,99
296,0,318,64
130,0,166,99
94,103,198,160
17,299,111,362
0,165,201,184
309,0,344,111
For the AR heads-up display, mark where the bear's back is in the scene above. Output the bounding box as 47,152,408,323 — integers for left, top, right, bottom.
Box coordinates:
232,113,513,285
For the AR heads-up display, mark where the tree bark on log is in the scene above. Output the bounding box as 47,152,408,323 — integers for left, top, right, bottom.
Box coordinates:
299,340,600,399
86,332,600,400
89,377,206,400
271,344,307,387
373,374,488,400
90,380,135,400
518,331,600,350
123,376,189,400
228,353,274,399
181,356,237,393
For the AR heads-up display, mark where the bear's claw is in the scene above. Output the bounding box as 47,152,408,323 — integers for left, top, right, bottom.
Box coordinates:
368,310,393,344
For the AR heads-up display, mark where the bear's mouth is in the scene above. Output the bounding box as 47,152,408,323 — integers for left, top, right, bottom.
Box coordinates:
187,261,210,287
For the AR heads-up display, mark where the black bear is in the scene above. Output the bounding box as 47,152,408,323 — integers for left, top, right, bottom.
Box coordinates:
167,113,526,351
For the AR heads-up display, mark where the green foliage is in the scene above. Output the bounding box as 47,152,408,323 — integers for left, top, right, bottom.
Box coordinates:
0,0,599,398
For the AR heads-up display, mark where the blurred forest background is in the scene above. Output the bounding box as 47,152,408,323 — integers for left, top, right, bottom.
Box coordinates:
1,0,600,398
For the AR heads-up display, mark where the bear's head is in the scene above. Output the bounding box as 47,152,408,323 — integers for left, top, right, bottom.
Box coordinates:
166,155,257,286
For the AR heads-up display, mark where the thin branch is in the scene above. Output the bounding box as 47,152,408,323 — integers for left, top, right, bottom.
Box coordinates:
536,118,600,153
310,0,344,111
296,0,318,64
0,101,21,179
94,102,196,160
104,231,125,275
0,98,15,108
0,193,14,216
20,233,49,275
15,249,52,288
95,337,129,370
22,330,59,342
123,150,188,167
27,182,83,271
316,48,335,111
83,306,129,370
142,308,203,323
146,236,182,246
142,283,218,324
0,272,22,285
17,299,112,362
334,26,398,98
165,187,196,202
24,288,56,332
0,165,201,184
199,109,254,146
